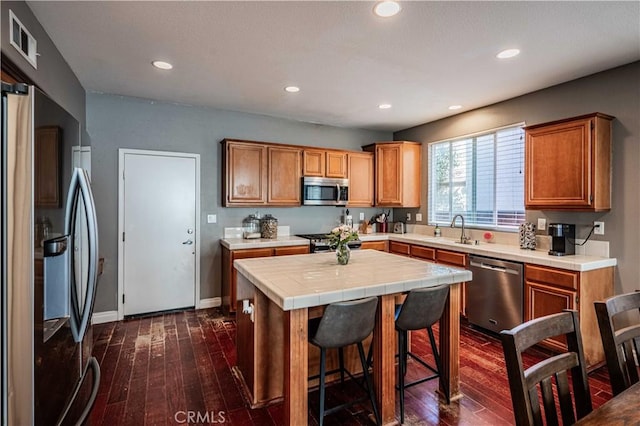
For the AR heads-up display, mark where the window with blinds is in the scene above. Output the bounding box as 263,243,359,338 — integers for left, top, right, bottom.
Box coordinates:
428,124,525,230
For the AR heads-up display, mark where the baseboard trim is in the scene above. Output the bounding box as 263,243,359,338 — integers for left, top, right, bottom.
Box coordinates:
91,298,221,324
198,297,222,309
91,310,119,324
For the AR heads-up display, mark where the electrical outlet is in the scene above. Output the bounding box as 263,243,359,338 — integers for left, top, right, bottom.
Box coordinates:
406,213,411,221
537,218,546,231
594,221,604,235
207,214,217,224
416,213,422,222
359,212,365,221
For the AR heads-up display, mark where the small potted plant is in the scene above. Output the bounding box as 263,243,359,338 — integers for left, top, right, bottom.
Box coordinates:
327,225,359,265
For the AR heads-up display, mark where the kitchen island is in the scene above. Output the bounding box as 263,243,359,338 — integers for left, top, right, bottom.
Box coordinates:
233,249,472,425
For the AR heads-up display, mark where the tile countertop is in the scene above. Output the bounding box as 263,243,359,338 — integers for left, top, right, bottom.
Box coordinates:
220,235,310,250
359,233,616,272
234,249,472,310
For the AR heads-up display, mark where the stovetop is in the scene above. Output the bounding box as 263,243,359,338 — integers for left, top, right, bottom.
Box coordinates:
296,233,362,253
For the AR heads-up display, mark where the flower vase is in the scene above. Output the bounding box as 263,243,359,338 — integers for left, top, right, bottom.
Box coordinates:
336,244,350,265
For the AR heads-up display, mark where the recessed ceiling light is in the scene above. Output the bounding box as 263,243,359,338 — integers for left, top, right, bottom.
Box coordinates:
496,48,520,59
152,60,173,70
448,105,462,110
374,1,401,18
378,104,392,109
284,86,300,93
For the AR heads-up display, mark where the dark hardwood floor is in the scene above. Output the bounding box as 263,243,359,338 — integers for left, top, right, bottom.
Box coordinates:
90,308,613,425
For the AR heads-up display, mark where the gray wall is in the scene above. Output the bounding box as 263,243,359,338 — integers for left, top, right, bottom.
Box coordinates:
1,1,85,125
395,61,640,296
86,93,391,312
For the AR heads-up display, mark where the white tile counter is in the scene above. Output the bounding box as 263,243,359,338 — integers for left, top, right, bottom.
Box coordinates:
234,249,471,310
359,233,616,272
233,248,469,422
220,235,309,250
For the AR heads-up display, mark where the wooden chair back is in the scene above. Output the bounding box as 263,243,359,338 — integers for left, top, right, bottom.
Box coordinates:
500,310,592,426
594,291,640,396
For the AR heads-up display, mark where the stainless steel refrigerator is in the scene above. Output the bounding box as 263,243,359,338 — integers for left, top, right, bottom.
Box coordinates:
2,82,100,425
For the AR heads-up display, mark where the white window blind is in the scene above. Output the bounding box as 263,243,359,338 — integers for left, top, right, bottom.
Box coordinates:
428,124,525,230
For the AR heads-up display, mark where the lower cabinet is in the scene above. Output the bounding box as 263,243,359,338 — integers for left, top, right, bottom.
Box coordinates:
389,242,467,316
524,264,613,369
221,244,310,314
435,250,468,317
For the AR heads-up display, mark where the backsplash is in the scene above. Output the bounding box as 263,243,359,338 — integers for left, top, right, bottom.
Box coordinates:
407,225,609,257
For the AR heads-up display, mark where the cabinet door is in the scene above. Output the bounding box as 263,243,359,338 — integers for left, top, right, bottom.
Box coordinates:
375,144,402,206
326,151,347,178
347,152,374,207
225,247,274,313
436,249,468,316
268,146,301,205
401,142,422,208
303,149,325,177
274,245,310,256
524,280,577,351
35,126,61,208
525,113,612,211
224,141,267,206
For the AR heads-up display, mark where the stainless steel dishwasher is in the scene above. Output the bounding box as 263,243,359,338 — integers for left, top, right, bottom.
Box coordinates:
467,255,524,333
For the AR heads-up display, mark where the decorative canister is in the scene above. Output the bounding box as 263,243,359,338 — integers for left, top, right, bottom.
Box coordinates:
260,214,278,239
519,222,537,250
242,214,261,239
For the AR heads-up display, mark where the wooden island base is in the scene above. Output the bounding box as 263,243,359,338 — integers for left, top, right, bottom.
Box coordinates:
235,278,377,409
235,275,463,425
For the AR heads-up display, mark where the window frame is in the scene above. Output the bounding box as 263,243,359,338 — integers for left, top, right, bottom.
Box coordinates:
427,122,526,232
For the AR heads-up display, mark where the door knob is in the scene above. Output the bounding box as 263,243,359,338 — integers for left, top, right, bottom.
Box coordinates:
182,239,193,245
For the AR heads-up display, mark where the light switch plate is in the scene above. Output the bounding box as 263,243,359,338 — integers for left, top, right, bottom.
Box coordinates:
406,213,411,221
359,212,365,221
416,213,422,222
537,218,546,231
207,214,217,224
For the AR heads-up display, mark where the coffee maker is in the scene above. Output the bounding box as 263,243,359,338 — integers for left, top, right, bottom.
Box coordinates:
548,223,575,256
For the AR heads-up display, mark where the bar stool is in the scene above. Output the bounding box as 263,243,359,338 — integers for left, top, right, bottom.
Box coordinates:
309,296,381,426
396,285,450,424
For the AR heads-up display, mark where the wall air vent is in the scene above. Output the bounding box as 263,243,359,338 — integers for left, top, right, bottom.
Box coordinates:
9,10,38,69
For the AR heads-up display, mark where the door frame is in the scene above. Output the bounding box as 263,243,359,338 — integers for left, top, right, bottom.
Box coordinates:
117,148,201,320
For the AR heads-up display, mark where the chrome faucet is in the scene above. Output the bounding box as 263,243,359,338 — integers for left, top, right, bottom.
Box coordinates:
450,214,469,244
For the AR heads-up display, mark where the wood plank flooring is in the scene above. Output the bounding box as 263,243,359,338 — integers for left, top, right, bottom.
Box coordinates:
90,308,613,425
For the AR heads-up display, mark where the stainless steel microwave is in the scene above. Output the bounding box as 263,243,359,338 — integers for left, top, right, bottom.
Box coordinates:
302,177,349,206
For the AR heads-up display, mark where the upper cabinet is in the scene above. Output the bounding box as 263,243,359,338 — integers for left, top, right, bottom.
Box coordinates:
362,141,422,207
302,149,347,178
524,113,613,211
347,152,374,207
268,146,302,205
222,140,268,206
222,139,302,207
35,126,62,208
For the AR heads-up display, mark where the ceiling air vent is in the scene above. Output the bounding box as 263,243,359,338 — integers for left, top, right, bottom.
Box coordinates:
9,10,37,69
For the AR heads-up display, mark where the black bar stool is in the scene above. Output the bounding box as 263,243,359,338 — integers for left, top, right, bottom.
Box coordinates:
396,285,450,424
309,296,381,426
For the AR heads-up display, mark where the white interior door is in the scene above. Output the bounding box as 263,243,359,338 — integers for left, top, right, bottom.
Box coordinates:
120,150,199,316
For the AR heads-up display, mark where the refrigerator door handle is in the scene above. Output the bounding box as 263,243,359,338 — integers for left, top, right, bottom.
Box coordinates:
55,356,101,426
66,168,99,343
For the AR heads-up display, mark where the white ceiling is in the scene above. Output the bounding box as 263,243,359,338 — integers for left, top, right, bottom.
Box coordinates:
26,1,640,132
